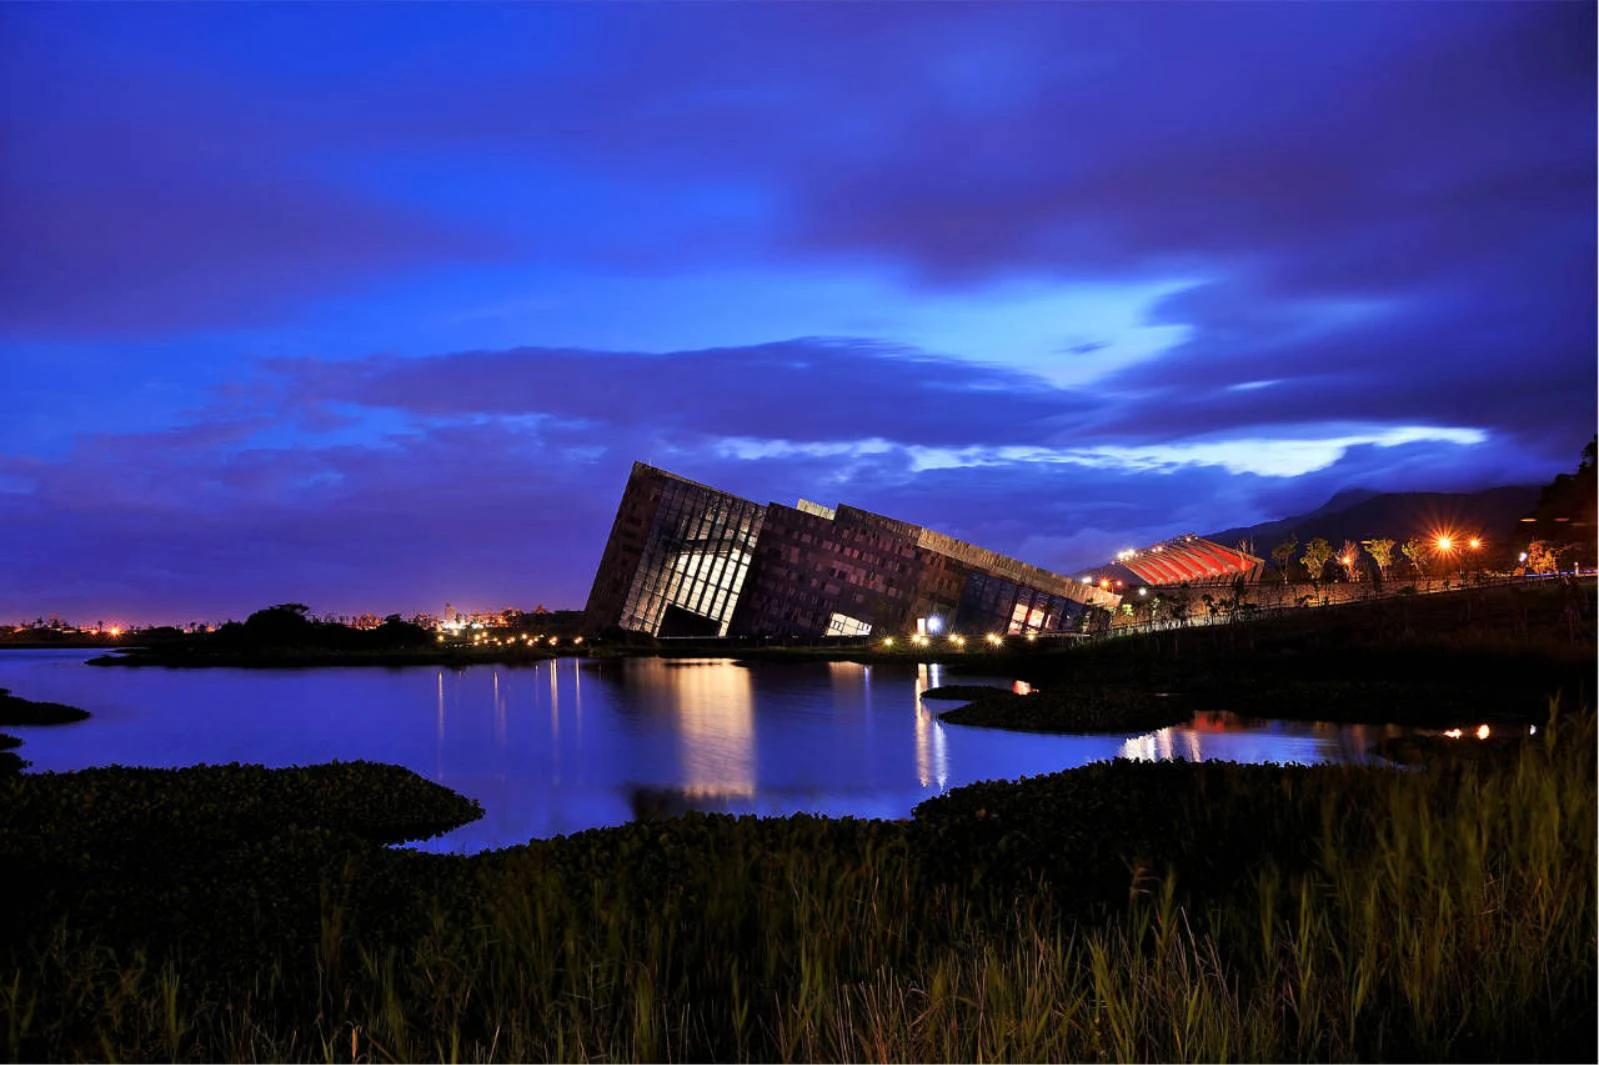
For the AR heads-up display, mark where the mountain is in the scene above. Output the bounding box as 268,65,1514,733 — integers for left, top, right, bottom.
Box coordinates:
1206,485,1541,561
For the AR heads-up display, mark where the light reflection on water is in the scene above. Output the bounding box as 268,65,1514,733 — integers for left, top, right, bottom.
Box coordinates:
1,650,1406,854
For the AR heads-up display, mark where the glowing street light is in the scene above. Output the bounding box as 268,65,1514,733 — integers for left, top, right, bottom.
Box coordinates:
1435,535,1454,552
984,633,1003,646
1467,537,1482,550
882,636,896,648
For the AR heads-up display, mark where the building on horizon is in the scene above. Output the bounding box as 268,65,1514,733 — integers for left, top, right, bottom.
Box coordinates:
583,462,1121,640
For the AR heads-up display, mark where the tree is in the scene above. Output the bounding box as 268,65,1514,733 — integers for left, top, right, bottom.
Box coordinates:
1401,537,1427,577
242,603,317,646
1526,540,1571,575
1338,540,1362,582
1362,538,1395,581
1301,538,1333,588
1271,535,1299,585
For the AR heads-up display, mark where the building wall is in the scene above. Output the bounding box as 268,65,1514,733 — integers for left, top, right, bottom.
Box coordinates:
729,504,926,637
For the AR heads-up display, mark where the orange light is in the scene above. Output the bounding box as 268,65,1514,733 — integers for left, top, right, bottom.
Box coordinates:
107,626,123,637
1435,536,1454,551
1467,537,1482,550
1476,724,1491,740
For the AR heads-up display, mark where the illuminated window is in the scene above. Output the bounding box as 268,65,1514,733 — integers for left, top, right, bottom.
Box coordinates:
826,612,873,637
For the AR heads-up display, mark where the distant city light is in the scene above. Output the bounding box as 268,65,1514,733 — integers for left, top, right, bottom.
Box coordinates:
1476,724,1491,740
1137,588,1148,597
925,615,945,635
1467,537,1482,550
985,633,1003,646
882,636,895,648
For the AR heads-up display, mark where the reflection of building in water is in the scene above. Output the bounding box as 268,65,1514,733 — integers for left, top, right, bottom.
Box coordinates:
584,462,1119,639
828,660,868,699
914,664,949,789
1119,711,1409,765
632,658,757,798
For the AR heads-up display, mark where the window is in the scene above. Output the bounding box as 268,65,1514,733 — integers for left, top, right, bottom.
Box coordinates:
826,612,873,637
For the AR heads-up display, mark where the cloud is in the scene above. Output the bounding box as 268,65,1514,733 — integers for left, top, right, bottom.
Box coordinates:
3,333,1551,623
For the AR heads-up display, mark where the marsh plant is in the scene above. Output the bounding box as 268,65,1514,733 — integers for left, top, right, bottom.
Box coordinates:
3,700,1592,1062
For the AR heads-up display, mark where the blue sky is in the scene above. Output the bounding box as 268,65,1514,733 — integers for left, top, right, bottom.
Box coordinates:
1,2,1593,622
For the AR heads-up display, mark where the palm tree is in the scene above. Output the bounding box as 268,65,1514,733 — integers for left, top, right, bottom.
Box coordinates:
1271,535,1299,585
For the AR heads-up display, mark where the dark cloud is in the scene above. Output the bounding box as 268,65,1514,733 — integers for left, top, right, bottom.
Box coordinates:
268,340,1099,449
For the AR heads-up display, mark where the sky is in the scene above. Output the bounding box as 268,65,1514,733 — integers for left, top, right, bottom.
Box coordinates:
2,2,1594,624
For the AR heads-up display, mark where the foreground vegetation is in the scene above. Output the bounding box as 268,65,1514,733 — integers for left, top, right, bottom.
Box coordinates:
2,580,1592,1061
2,700,1592,1062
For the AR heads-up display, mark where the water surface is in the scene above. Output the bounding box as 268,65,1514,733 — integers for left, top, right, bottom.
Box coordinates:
0,650,1399,852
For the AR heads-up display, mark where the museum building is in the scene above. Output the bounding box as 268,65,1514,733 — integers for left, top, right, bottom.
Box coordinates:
583,462,1121,640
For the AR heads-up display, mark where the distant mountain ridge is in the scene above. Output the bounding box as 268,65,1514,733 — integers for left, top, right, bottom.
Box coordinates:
1205,485,1540,558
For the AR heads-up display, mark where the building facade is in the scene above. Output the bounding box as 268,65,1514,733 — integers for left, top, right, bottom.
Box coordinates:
584,463,1120,639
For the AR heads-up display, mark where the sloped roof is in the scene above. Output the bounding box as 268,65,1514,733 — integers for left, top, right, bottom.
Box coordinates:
1115,535,1263,586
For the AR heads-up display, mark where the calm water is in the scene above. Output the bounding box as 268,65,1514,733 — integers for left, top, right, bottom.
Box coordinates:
0,649,1399,853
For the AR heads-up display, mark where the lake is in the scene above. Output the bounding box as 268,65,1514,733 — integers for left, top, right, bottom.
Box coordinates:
0,649,1400,853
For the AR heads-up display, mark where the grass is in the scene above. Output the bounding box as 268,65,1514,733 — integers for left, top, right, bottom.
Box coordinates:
1,703,1592,1062
999,579,1597,727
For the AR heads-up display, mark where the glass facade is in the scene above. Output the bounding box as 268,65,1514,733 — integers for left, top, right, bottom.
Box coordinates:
957,572,1094,635
618,477,765,637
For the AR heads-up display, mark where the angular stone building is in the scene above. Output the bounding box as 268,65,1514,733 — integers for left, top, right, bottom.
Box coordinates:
584,462,1120,639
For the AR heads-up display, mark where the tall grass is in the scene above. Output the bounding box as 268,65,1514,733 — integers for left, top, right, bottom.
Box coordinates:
7,705,1593,1061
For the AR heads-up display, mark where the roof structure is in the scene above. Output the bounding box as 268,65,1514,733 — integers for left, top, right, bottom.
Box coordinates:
1110,535,1264,586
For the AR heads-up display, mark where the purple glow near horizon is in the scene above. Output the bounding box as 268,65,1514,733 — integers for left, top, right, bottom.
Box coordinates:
1,3,1593,623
